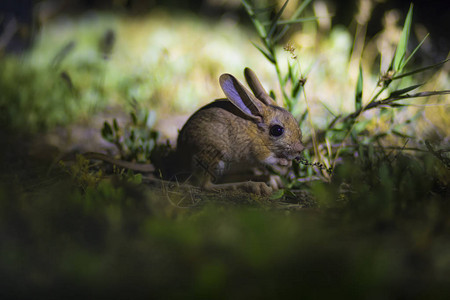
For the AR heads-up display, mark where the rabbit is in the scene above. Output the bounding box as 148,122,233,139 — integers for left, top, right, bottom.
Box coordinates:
175,67,304,195
84,68,304,195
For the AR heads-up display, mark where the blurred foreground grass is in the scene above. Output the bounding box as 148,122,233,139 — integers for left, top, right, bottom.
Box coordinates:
0,147,449,298
0,3,449,298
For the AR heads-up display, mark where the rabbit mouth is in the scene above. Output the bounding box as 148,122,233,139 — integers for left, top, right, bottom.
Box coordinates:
280,151,300,161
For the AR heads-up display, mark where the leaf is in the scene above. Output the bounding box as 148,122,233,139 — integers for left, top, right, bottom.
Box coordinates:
291,0,313,20
273,25,290,44
270,189,285,199
393,4,413,72
282,71,290,85
130,112,137,125
391,129,414,139
379,90,450,104
292,78,304,98
287,59,294,82
272,0,314,44
355,64,363,111
327,114,341,129
101,121,113,139
113,118,119,132
269,16,321,25
270,90,277,100
388,103,408,108
267,0,289,40
252,42,276,64
370,132,388,142
242,0,267,38
402,33,429,68
389,84,423,97
392,58,450,80
298,110,308,126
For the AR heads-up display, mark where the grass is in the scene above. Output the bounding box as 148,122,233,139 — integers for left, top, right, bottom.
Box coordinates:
0,1,449,298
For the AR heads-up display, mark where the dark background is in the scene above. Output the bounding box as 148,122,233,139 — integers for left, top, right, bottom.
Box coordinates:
1,0,449,56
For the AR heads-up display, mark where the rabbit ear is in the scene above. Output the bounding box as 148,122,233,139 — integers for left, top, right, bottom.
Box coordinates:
219,73,265,123
244,67,277,106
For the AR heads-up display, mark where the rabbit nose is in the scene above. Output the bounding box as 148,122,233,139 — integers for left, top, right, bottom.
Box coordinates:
293,142,305,153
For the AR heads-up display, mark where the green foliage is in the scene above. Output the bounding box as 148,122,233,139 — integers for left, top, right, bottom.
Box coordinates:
101,100,160,162
355,64,363,111
59,155,103,191
242,0,450,187
0,57,83,132
0,149,449,297
392,4,413,73
242,0,315,111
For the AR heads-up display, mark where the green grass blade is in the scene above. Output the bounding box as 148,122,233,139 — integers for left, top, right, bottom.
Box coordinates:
393,4,413,72
267,0,289,40
292,79,304,98
241,0,267,38
389,84,423,97
252,42,276,64
269,16,322,25
355,64,363,111
273,25,290,44
391,129,414,139
379,90,450,104
389,103,408,108
392,58,450,80
320,101,337,117
287,59,294,81
298,110,308,126
402,33,429,68
292,0,313,20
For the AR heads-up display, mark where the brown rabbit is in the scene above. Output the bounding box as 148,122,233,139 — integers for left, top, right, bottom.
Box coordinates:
84,68,304,195
176,68,304,195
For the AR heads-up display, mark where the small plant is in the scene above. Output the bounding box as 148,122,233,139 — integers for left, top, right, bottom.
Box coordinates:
101,99,160,163
59,155,103,191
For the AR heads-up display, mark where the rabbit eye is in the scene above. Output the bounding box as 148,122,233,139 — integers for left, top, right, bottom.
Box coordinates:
270,125,284,137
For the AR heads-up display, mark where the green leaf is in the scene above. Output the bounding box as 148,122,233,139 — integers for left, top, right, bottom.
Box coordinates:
392,58,450,80
270,189,285,199
269,90,277,100
267,0,289,40
101,121,113,139
287,59,294,81
242,0,267,38
272,0,314,44
273,25,290,44
355,64,363,111
391,129,414,139
291,0,313,20
298,110,308,126
268,16,321,25
282,71,290,85
292,78,305,98
252,42,276,64
379,90,450,104
327,114,341,129
113,118,119,132
402,33,429,68
388,103,408,108
130,112,137,125
389,84,423,97
393,4,413,72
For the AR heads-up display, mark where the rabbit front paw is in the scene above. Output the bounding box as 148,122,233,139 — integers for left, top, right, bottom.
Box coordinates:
268,175,283,190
